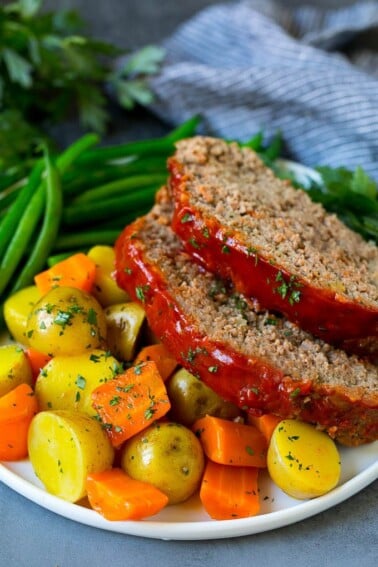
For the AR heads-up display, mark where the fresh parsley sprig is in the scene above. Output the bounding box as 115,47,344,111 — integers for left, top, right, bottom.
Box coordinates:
0,0,165,171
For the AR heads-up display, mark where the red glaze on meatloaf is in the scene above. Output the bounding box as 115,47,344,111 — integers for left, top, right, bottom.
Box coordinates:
115,193,378,446
168,136,378,356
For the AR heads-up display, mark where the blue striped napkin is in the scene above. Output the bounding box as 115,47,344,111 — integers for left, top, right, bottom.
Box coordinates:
149,0,378,180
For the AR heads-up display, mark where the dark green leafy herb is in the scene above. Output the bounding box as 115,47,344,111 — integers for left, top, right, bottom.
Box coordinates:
0,1,165,170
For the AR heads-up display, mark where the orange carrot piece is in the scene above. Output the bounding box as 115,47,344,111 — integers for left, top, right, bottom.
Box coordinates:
0,383,38,461
91,361,171,447
25,348,52,382
86,468,169,520
200,460,260,520
193,415,267,468
34,253,96,295
248,414,282,443
134,344,177,381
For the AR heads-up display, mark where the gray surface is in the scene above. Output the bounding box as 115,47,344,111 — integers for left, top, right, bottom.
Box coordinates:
1,1,377,566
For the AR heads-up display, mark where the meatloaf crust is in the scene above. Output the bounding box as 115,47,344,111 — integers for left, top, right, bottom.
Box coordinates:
168,136,378,355
115,191,378,446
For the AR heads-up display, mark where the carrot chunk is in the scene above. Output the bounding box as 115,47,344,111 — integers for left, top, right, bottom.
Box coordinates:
200,460,260,520
0,383,39,460
248,414,282,443
193,415,267,467
25,347,52,382
134,343,177,381
91,361,171,447
86,468,169,520
34,252,96,295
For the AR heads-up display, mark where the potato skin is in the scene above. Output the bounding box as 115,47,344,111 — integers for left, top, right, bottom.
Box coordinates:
26,286,107,356
87,245,129,307
104,302,145,361
3,285,41,344
167,368,240,426
28,410,114,502
267,419,341,499
35,349,122,416
0,345,32,396
121,421,205,505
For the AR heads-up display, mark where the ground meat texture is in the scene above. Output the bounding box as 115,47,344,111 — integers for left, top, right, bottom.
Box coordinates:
115,195,378,446
168,136,378,356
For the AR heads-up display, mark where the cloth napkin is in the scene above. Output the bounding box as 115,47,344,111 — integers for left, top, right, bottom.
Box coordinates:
148,0,378,180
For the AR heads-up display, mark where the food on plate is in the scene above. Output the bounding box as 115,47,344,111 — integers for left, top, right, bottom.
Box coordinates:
34,252,97,295
1,130,377,522
26,286,107,356
168,136,378,355
199,460,260,520
115,194,378,446
167,367,241,426
35,349,122,416
91,360,171,447
103,302,146,361
193,414,267,467
0,344,33,396
86,468,169,521
87,245,130,307
121,421,205,504
0,383,38,461
28,410,114,502
3,285,42,344
267,419,341,499
134,343,178,381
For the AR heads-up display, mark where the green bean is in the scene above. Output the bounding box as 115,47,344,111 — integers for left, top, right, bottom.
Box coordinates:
53,229,121,251
75,137,175,166
12,150,63,293
74,117,200,166
0,133,100,296
55,133,100,172
63,185,158,226
72,173,167,204
62,156,168,197
92,208,150,230
165,115,201,141
0,160,44,258
0,180,45,296
0,180,26,212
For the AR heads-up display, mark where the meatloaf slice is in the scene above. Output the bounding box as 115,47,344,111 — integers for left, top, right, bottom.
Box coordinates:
168,136,378,355
115,191,378,446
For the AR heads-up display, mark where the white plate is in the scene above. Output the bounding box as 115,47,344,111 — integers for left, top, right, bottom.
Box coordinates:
0,161,377,540
1,444,377,540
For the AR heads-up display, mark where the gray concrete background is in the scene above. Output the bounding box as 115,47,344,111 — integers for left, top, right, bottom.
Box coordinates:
1,2,377,566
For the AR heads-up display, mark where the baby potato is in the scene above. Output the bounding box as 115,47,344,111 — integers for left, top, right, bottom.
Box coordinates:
26,286,107,356
167,368,241,426
104,302,145,361
28,410,114,502
35,349,122,416
121,421,205,505
3,285,41,344
0,345,32,397
87,245,129,307
267,419,341,499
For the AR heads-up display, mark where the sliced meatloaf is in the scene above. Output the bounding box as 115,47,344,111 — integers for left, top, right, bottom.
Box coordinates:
115,190,378,446
168,136,378,355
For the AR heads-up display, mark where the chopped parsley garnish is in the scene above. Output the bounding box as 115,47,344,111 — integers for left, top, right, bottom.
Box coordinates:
75,375,87,390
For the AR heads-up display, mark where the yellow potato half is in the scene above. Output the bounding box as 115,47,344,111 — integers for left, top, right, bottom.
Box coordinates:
26,286,107,356
88,245,129,307
3,285,41,344
0,345,32,397
35,349,122,416
28,410,114,502
267,419,341,499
